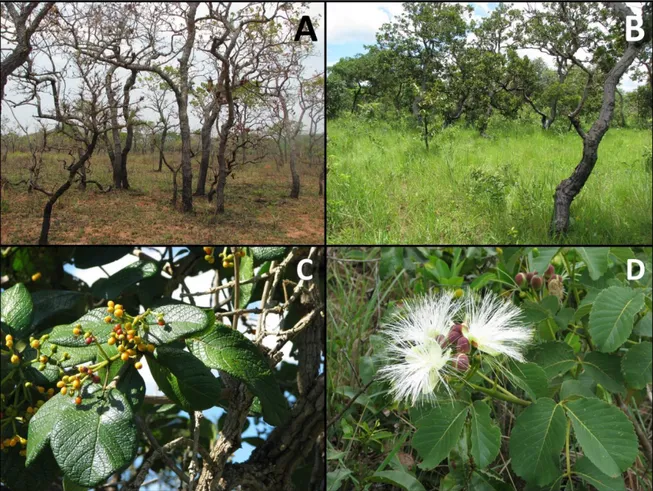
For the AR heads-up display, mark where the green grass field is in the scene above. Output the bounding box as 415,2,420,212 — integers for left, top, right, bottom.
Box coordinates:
1,152,324,244
327,117,652,244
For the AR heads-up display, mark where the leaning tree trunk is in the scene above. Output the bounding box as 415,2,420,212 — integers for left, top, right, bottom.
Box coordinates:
40,135,98,244
551,42,642,235
157,127,167,171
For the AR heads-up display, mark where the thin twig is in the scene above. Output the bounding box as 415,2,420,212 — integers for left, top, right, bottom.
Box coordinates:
326,378,376,430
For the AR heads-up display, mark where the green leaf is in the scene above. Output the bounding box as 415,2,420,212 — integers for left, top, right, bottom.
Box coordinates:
26,393,75,466
250,246,288,266
526,341,576,380
48,308,115,346
565,398,637,477
509,398,566,486
1,283,34,339
508,361,549,401
559,379,596,401
239,252,255,308
531,247,560,277
327,468,354,491
187,324,289,426
633,312,652,337
411,401,468,470
576,247,609,280
141,304,212,346
30,290,87,331
50,385,138,487
589,286,644,352
573,456,625,491
469,400,501,469
116,365,146,412
470,272,496,290
621,341,652,389
1,447,58,491
380,247,404,280
91,260,159,300
63,475,88,491
149,345,222,411
73,247,133,268
582,351,625,394
367,471,426,491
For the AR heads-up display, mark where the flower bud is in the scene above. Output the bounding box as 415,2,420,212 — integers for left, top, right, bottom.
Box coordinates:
515,272,526,288
530,275,543,290
454,353,470,372
457,337,470,354
447,328,462,345
544,264,555,279
526,271,537,282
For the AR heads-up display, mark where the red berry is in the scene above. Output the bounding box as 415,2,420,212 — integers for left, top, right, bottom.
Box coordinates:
85,336,93,345
457,337,471,354
92,375,100,383
75,396,82,405
454,353,470,371
157,319,165,326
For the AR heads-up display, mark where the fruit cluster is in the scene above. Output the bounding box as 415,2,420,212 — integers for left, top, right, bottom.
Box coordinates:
1,335,58,456
100,301,156,367
203,246,246,268
514,264,564,298
432,324,471,372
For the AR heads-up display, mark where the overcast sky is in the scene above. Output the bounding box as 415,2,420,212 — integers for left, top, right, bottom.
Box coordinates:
2,2,324,134
327,2,647,92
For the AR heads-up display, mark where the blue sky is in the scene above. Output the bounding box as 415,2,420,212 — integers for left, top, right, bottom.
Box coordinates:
326,2,643,90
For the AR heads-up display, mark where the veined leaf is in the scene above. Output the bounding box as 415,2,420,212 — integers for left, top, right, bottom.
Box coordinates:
576,247,609,281
141,304,212,346
573,456,625,491
411,401,468,470
526,341,576,380
187,324,289,426
589,286,644,352
621,341,652,389
367,470,426,491
582,351,625,394
509,398,566,486
91,260,159,300
1,283,34,339
565,398,637,477
469,400,501,469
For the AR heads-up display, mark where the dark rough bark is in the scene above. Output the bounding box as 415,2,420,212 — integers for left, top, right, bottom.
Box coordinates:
194,103,220,196
157,127,167,171
289,140,300,199
40,134,98,244
551,42,642,235
318,167,325,196
0,2,54,101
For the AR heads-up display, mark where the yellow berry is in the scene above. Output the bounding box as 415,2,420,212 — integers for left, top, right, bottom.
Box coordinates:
121,352,130,362
47,388,54,396
72,327,82,336
207,256,215,264
62,375,70,383
203,246,213,254
39,355,48,363
10,354,20,365
118,344,126,352
107,337,116,345
114,308,124,318
104,316,112,323
454,288,464,298
56,380,65,388
26,407,34,414
107,306,114,313
72,379,80,389
127,349,136,356
134,362,143,370
30,339,40,349
60,387,67,395
147,344,155,353
37,386,45,394
107,301,115,308
125,322,133,330
31,272,42,282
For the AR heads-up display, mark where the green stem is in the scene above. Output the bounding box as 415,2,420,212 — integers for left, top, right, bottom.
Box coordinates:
477,371,515,398
467,382,530,406
565,418,574,489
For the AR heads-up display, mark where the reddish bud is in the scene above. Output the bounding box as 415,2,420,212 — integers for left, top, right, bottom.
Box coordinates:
526,272,537,282
448,329,462,345
531,275,543,290
92,375,100,383
454,353,470,372
435,334,446,347
515,272,526,288
457,337,470,354
85,336,93,345
544,264,555,279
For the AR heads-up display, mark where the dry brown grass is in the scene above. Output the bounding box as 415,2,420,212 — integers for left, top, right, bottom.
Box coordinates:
1,152,324,244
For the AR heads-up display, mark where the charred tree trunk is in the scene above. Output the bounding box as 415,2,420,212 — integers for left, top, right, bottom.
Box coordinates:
157,127,167,171
551,42,642,235
40,134,98,244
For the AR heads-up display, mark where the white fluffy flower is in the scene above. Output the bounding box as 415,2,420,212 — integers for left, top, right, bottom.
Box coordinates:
462,293,532,362
379,293,458,405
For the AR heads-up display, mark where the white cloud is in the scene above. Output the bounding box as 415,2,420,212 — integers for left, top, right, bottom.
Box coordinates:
327,2,403,45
